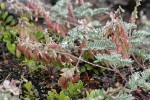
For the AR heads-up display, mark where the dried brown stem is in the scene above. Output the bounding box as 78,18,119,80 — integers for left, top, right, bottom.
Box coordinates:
131,54,145,69
110,65,127,82
57,51,114,71
75,51,84,73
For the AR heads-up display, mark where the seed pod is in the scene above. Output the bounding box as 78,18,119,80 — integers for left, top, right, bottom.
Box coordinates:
29,51,38,60
40,52,50,62
57,55,64,65
32,49,39,59
23,47,30,59
17,44,23,52
63,54,73,63
117,46,122,54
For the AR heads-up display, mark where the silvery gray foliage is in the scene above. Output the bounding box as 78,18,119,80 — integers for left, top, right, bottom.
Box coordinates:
0,93,19,100
0,80,20,96
95,53,133,68
80,88,134,100
128,68,150,92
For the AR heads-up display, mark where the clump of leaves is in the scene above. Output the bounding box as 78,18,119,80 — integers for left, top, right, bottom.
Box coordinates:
23,81,39,100
81,88,134,100
47,80,83,100
0,80,20,100
0,0,150,99
128,68,150,92
0,2,16,26
0,93,19,100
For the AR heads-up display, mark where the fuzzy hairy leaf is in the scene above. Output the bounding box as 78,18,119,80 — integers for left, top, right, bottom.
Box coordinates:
74,2,108,18
95,53,133,68
80,88,134,100
83,40,114,50
132,30,150,37
128,68,150,91
0,93,19,100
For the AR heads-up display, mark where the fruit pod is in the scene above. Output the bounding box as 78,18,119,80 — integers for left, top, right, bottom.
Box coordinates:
56,55,64,65
29,51,39,60
40,52,50,62
17,44,23,52
23,47,30,59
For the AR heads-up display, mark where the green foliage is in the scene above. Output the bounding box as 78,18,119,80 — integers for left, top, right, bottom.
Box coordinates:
47,91,70,100
24,81,32,92
95,53,133,68
51,0,68,19
23,81,39,100
34,31,45,43
62,27,105,48
84,40,114,50
22,59,45,71
62,27,84,47
131,48,150,61
2,11,8,20
130,24,150,61
67,80,83,97
128,68,150,92
79,64,100,75
0,3,5,10
47,81,83,100
132,30,150,37
3,30,17,54
6,42,16,54
74,2,108,18
123,22,137,30
0,3,16,26
0,1,150,100
81,88,134,100
51,1,108,20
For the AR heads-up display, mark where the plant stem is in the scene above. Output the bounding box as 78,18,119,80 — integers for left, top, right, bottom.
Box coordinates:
131,54,145,69
57,51,114,71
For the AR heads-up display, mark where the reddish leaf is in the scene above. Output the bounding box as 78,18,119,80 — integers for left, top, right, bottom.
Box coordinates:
17,44,23,52
58,76,68,89
54,22,66,37
117,46,122,54
40,52,50,62
23,48,30,59
32,49,39,59
29,51,38,60
20,28,25,39
70,74,80,83
45,17,54,29
49,43,60,49
27,2,36,10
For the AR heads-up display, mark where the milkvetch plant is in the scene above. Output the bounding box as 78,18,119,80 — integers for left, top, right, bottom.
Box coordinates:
0,0,150,99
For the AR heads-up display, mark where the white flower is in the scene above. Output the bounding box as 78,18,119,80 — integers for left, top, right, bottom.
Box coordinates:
9,86,20,96
61,68,75,78
3,80,10,89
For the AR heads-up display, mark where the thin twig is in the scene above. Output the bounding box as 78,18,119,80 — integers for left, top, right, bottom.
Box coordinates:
57,51,114,71
0,73,11,83
110,65,127,82
75,51,84,73
131,54,145,69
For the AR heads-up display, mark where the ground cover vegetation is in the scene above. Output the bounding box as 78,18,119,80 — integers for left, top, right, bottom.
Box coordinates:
0,0,150,100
